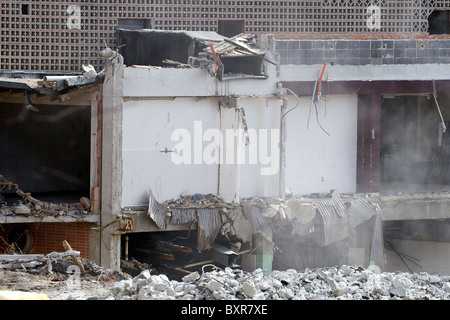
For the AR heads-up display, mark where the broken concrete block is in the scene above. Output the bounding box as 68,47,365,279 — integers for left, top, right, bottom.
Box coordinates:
240,281,258,298
429,275,441,284
389,286,406,297
271,279,283,289
206,279,223,292
442,282,450,292
225,277,239,287
278,288,295,299
328,278,343,297
80,197,91,211
134,269,151,281
183,284,197,295
339,265,354,276
357,270,371,282
14,203,31,215
149,275,169,291
212,287,230,300
182,271,200,283
259,280,272,291
111,279,134,297
165,286,177,297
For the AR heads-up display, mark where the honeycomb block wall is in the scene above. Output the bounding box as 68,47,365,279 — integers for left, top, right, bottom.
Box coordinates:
0,0,449,72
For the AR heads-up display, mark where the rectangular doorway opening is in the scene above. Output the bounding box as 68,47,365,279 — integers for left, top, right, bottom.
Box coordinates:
380,94,450,193
0,103,91,204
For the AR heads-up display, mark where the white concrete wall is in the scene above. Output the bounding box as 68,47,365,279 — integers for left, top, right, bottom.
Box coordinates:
122,98,220,206
121,96,283,206
236,98,281,199
284,94,358,195
121,66,358,204
123,66,277,98
121,64,281,206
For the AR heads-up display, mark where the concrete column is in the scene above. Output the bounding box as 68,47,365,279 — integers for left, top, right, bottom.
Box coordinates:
218,98,241,203
99,49,124,271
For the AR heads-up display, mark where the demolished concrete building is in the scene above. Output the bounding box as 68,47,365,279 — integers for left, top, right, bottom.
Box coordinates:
3,1,450,279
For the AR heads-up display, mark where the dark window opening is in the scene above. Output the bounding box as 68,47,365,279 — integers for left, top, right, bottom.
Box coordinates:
428,10,450,34
21,4,30,15
217,20,245,37
121,230,246,280
380,95,450,193
0,103,91,204
7,225,33,253
118,19,153,30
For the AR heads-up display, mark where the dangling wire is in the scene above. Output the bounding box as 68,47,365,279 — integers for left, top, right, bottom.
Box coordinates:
313,99,330,136
281,87,299,121
308,62,330,136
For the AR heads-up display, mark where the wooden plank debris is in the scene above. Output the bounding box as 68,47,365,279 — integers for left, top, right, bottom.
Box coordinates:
62,240,86,274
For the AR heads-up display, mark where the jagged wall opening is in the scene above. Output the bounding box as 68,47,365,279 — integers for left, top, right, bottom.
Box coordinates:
380,94,450,193
120,230,246,280
428,10,450,34
0,103,91,204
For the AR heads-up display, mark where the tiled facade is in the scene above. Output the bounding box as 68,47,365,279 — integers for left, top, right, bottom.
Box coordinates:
276,38,450,66
1,0,450,72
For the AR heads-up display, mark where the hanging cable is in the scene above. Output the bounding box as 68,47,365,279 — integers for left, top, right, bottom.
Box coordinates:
281,87,299,121
432,79,447,133
308,62,330,136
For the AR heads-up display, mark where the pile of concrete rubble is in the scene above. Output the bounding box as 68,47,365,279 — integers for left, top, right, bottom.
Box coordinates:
111,264,450,300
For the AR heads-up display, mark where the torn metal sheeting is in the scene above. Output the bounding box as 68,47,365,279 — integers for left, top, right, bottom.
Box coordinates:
147,191,228,252
196,208,225,253
347,198,380,229
146,191,386,271
148,189,171,229
170,208,196,225
346,198,385,270
370,214,386,271
315,196,350,247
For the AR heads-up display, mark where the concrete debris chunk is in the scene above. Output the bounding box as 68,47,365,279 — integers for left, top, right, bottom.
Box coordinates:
182,271,200,283
206,279,223,292
240,281,258,298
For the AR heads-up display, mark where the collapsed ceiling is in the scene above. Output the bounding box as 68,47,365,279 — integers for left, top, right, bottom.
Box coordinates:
147,189,385,271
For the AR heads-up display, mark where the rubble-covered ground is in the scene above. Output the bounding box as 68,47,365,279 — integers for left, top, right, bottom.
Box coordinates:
3,258,450,300
0,258,131,300
111,265,450,300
